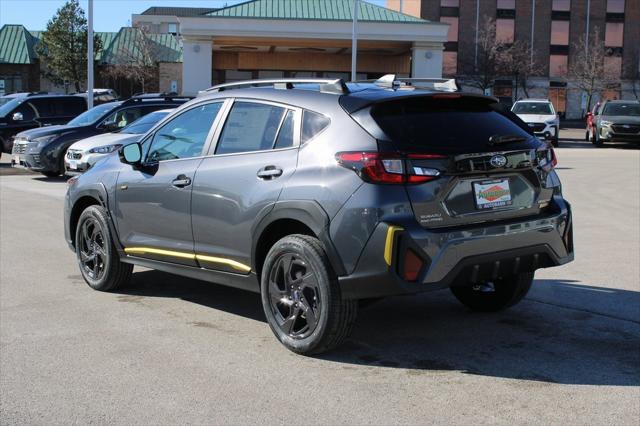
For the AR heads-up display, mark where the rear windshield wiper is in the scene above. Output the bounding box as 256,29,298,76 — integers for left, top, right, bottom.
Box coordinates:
489,134,528,145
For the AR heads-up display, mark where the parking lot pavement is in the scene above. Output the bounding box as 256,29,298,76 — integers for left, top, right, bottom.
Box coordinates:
1,145,639,425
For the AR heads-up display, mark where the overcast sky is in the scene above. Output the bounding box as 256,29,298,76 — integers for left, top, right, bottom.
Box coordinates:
1,0,387,32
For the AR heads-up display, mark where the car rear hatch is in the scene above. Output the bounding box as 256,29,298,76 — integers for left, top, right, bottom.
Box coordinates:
343,93,557,228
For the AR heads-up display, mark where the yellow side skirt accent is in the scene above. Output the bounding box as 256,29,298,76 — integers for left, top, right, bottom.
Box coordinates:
124,247,251,273
383,226,404,266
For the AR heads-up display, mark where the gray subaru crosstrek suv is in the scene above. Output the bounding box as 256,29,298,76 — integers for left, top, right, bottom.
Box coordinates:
64,76,574,354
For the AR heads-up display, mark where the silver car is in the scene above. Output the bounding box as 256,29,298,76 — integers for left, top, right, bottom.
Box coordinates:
64,109,173,175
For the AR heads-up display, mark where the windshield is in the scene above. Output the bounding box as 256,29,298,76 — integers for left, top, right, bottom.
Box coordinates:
602,103,640,116
121,110,171,134
67,102,118,126
512,102,553,115
0,98,23,117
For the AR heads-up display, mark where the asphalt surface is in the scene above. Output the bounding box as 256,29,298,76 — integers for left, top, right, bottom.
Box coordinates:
1,134,639,425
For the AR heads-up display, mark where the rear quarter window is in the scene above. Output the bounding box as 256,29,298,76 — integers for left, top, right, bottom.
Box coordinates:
301,110,330,144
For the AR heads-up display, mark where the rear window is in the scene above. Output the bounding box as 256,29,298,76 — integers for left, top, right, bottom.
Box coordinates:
370,96,539,154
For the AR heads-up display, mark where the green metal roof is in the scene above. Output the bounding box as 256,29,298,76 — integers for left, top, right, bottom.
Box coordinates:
140,6,219,17
0,24,182,65
207,0,427,23
0,25,39,64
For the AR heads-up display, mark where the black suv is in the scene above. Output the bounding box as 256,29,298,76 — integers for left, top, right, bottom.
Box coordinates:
0,92,87,154
64,76,574,354
12,94,191,177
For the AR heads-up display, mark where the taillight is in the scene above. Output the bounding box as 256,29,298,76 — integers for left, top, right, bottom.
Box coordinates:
537,147,557,170
336,151,443,185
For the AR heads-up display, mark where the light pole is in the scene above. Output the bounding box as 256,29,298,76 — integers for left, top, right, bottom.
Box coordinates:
351,0,359,82
87,0,94,109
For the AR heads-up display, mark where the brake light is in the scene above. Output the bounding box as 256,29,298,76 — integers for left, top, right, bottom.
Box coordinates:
550,147,558,167
336,151,442,184
537,147,557,170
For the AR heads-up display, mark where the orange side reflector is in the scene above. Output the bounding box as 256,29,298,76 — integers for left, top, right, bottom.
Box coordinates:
403,249,423,282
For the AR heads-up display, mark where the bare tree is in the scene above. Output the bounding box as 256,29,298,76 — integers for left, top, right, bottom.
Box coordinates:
499,40,539,99
461,16,504,93
101,25,159,94
570,27,617,112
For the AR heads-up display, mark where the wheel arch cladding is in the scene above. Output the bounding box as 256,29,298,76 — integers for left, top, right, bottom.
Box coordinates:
69,186,108,249
251,201,347,279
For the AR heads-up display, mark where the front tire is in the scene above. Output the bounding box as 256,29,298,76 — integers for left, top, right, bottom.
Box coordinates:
75,205,132,291
450,272,534,312
592,127,604,147
261,235,358,355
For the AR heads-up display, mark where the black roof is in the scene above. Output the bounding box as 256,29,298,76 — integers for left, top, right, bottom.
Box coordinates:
140,7,219,17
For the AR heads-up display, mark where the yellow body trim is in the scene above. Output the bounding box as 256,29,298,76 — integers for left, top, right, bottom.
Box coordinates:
124,247,196,260
195,254,252,273
124,247,251,273
383,226,404,266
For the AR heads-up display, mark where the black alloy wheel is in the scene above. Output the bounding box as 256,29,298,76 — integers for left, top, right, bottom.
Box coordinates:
78,216,107,282
267,253,321,339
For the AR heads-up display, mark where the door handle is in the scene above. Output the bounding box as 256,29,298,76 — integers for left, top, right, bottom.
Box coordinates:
171,174,192,188
257,165,283,180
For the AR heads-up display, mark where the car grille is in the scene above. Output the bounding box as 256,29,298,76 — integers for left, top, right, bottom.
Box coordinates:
12,141,28,155
67,150,83,160
611,124,640,134
527,123,546,133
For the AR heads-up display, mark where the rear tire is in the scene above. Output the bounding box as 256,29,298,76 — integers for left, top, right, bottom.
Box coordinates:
75,205,132,291
41,171,60,177
450,272,534,312
261,234,358,355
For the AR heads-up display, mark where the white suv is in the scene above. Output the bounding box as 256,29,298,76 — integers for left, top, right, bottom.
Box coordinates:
511,99,559,146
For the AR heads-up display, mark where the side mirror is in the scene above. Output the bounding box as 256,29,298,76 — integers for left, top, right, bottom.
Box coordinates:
12,112,24,121
119,143,142,166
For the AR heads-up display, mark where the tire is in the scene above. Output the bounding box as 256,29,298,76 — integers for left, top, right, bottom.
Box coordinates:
592,127,603,147
450,272,534,312
75,205,132,292
551,127,559,147
41,171,60,177
585,130,590,142
260,234,358,355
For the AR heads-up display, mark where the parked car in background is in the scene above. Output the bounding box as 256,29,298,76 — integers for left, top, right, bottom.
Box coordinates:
74,89,120,105
587,100,640,147
12,94,190,177
511,99,560,146
64,76,573,355
585,102,600,141
0,92,87,154
64,109,173,176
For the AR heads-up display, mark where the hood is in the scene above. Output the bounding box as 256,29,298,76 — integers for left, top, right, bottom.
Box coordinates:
68,132,141,151
16,124,81,140
514,113,557,123
600,115,640,124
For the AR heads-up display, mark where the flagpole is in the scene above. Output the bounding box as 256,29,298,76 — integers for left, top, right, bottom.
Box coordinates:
87,0,94,108
351,0,358,82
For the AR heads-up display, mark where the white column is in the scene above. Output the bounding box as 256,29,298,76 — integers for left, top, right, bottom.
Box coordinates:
411,42,443,78
182,37,213,96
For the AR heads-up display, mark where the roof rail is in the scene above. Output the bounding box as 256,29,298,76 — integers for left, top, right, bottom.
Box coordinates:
356,74,458,92
202,78,350,95
122,93,193,106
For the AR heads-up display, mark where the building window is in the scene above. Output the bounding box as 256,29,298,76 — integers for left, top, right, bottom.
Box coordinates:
497,0,515,9
604,56,622,79
167,23,178,34
443,52,457,76
496,19,515,43
551,21,570,45
440,0,459,6
552,0,571,11
441,16,458,42
605,22,624,47
607,0,625,13
549,55,568,77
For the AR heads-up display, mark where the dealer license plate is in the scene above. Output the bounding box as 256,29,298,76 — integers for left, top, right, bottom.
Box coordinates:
473,179,512,210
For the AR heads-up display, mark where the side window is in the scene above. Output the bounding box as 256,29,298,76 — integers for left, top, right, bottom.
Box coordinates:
61,98,87,116
28,99,53,118
147,102,222,162
274,110,295,149
216,102,290,155
301,110,330,144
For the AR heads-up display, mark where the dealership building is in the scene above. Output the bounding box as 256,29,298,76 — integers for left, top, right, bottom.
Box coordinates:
133,0,448,95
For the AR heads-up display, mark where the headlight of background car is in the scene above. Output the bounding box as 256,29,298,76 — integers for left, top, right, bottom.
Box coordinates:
545,119,557,125
600,120,612,127
89,144,122,154
31,135,58,149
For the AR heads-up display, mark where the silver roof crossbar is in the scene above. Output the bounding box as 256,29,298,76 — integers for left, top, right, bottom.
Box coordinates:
357,74,458,92
201,78,350,95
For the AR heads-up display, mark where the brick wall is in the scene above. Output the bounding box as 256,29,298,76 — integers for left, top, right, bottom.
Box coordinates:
457,0,496,75
0,63,40,92
622,0,639,80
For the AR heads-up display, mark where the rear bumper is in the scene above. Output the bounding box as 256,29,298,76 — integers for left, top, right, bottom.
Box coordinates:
338,198,574,299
